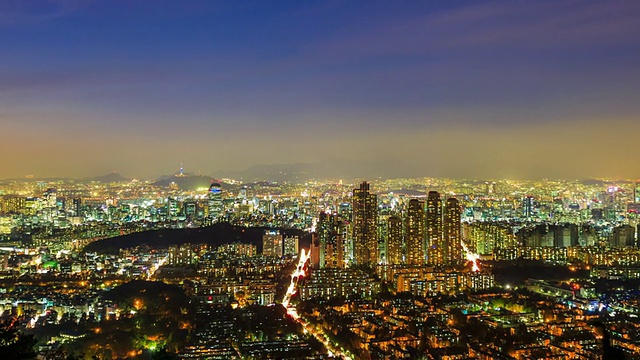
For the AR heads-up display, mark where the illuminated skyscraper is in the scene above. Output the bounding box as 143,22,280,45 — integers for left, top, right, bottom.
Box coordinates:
184,200,197,219
310,233,321,269
72,197,82,218
444,197,462,265
41,188,58,223
387,216,403,265
262,230,283,257
352,181,378,265
284,236,300,257
427,191,443,266
207,182,224,221
635,181,640,203
167,197,179,218
377,211,391,264
44,188,57,208
522,196,536,219
318,212,347,268
338,202,352,220
0,196,26,215
168,244,195,266
406,199,425,265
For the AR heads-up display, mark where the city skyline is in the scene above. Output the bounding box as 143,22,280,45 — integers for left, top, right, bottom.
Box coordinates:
2,1,640,180
3,163,640,358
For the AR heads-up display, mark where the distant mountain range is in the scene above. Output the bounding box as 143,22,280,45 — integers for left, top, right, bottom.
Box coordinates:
85,172,130,183
219,159,419,182
153,174,232,191
0,168,635,185
0,172,130,184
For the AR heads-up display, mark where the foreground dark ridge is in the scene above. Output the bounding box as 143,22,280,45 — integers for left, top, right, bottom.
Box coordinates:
82,222,310,254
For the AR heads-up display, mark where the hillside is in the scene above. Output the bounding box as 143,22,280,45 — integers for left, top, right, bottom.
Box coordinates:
86,172,130,183
82,222,311,254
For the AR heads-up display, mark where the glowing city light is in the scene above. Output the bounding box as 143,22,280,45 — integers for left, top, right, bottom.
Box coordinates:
461,241,480,272
282,248,310,309
281,249,353,360
309,217,318,233
146,256,167,279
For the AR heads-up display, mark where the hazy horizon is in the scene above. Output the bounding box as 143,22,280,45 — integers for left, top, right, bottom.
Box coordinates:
2,159,640,183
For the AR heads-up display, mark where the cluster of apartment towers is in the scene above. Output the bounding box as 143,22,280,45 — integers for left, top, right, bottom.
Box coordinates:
313,182,463,269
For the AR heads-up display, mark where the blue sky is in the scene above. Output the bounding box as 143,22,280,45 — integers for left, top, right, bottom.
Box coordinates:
1,0,640,179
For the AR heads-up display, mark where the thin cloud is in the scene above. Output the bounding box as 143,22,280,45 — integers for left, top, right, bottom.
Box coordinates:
303,1,640,62
0,0,93,25
0,60,185,96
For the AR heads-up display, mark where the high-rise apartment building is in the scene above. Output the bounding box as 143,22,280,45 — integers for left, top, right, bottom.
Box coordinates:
352,182,378,265
387,216,403,265
284,236,300,257
427,191,443,266
207,182,224,220
444,197,462,265
167,197,179,218
0,196,26,214
406,199,425,265
377,213,390,264
72,197,82,218
168,244,195,266
522,196,536,219
318,212,347,268
262,230,283,257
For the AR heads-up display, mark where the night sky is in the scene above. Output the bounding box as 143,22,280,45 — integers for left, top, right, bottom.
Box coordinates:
2,0,640,180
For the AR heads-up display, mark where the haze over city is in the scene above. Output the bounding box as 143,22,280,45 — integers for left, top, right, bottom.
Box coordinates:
2,0,640,180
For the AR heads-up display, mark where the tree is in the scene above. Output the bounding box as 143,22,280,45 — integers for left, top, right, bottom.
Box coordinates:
151,347,179,360
0,320,37,359
43,347,84,360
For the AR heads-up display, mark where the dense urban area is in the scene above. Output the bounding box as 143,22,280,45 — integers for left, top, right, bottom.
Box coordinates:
1,170,640,359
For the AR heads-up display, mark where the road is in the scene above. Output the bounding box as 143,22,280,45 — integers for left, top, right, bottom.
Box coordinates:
282,249,354,360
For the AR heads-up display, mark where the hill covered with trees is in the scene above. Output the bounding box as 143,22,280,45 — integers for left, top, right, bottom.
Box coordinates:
82,222,310,254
